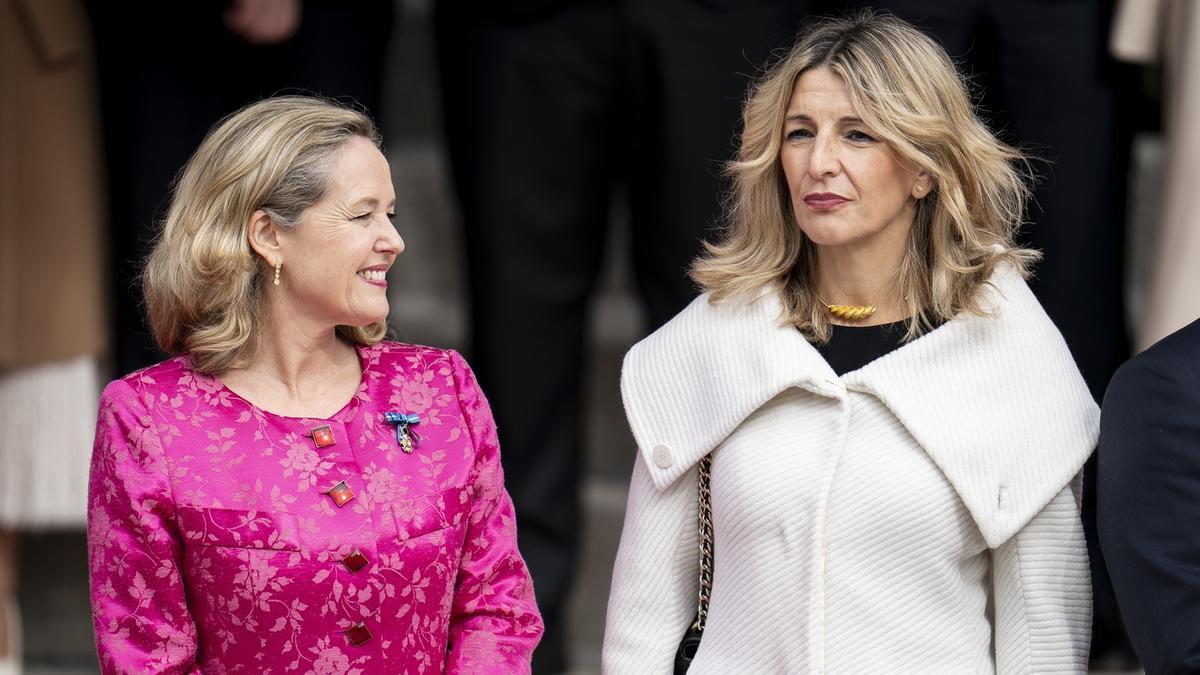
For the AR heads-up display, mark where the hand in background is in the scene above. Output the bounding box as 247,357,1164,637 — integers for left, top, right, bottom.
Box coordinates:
224,0,301,45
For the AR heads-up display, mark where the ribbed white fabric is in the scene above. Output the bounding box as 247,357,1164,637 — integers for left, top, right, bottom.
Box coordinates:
823,394,994,673
0,356,98,528
604,265,1096,674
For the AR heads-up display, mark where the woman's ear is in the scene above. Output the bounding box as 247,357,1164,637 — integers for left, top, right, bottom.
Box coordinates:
912,172,934,199
247,209,282,265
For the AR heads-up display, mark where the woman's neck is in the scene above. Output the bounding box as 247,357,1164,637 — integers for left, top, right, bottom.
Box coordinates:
218,306,362,417
814,237,909,326
248,328,358,398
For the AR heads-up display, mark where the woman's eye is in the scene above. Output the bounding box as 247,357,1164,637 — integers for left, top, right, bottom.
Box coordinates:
786,128,813,141
386,213,397,222
354,213,373,221
847,130,877,143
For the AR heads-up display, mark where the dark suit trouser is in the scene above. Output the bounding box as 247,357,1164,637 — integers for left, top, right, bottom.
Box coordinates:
436,1,813,669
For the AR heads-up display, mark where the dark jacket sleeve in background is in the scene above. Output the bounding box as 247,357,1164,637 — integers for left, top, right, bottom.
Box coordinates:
1098,319,1200,675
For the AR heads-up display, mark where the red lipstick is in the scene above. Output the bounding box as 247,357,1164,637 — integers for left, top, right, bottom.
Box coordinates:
802,192,849,210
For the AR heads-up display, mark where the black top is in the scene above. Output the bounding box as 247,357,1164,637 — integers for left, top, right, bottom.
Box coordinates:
813,319,909,376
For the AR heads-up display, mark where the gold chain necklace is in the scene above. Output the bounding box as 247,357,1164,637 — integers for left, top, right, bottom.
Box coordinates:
817,295,877,321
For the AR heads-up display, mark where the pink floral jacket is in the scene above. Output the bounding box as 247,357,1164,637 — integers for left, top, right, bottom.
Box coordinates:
88,342,542,674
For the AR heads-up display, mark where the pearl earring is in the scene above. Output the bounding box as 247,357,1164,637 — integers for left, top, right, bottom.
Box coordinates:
273,262,281,286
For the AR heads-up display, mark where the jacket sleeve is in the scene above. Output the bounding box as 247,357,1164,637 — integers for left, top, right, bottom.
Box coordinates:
1098,348,1200,674
602,452,698,674
444,350,543,673
88,379,201,675
991,475,1091,674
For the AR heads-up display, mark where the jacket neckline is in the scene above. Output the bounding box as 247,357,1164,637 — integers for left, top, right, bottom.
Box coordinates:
196,342,374,423
621,265,1099,546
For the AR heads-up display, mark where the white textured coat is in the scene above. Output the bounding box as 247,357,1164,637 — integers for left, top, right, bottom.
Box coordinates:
603,266,1098,674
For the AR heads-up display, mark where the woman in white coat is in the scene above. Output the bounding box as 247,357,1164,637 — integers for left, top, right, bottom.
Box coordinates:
603,11,1097,674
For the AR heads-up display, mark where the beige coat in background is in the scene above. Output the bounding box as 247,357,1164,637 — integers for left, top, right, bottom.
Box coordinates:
0,0,107,369
1113,0,1200,351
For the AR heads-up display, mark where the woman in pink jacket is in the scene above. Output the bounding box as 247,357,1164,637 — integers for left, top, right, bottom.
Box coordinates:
88,96,542,673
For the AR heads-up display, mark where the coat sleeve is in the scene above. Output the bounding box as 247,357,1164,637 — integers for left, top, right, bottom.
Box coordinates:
1098,347,1200,673
444,350,543,673
87,379,201,675
602,452,698,674
991,475,1091,674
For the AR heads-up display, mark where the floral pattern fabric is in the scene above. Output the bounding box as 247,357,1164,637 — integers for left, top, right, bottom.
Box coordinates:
88,343,542,674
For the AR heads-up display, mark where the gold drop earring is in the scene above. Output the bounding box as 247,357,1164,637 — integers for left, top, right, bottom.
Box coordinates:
273,262,282,286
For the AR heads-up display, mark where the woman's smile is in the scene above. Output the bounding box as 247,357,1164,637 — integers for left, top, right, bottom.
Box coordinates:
357,265,389,287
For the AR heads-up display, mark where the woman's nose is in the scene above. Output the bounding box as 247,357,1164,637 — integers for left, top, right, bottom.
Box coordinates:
378,219,405,255
807,134,840,178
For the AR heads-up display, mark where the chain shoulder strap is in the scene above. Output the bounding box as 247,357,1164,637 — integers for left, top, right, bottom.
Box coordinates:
692,452,714,632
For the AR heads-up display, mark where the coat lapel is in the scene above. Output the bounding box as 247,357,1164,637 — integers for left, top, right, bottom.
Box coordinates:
620,288,837,490
621,265,1099,548
844,266,1098,546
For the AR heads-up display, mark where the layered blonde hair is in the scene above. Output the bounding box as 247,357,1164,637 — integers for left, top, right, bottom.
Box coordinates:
143,96,386,374
691,10,1039,342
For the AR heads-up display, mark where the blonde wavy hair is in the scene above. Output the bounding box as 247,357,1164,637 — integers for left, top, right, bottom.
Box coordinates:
143,96,387,374
691,10,1040,342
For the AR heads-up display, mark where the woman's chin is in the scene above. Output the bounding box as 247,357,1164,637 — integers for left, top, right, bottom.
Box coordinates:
800,223,877,249
339,305,390,329
798,221,851,248
804,231,859,248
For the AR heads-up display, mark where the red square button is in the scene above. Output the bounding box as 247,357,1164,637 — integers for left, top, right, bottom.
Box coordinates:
326,480,355,507
345,622,372,646
310,424,335,448
342,549,369,573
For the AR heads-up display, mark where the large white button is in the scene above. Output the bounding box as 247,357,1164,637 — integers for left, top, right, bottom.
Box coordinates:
652,443,674,468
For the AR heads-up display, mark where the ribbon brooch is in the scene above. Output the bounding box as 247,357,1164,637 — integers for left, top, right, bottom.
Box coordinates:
384,412,422,454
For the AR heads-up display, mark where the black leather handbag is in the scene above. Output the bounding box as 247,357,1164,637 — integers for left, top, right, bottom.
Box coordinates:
674,617,704,674
674,453,714,674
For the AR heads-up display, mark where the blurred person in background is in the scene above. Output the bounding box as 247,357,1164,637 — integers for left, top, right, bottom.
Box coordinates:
1111,0,1200,351
86,0,393,375
1098,316,1200,674
0,1,108,673
434,1,816,669
605,12,1096,672
88,96,542,673
1100,5,1200,658
1101,5,1200,664
821,0,1135,662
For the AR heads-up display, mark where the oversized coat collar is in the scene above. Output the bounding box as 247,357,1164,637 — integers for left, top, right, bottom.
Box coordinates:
621,265,1099,547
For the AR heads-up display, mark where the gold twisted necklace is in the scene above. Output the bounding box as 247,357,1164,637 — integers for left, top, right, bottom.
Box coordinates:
817,295,877,321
